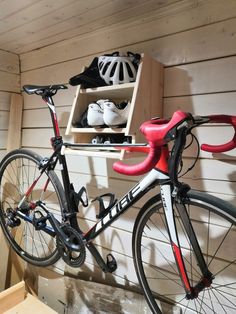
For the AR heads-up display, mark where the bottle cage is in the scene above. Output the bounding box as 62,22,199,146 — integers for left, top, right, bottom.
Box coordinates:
92,193,117,219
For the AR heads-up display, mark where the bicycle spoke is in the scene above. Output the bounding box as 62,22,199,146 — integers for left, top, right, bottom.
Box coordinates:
17,223,26,248
213,258,236,277
199,288,206,313
213,287,236,309
148,214,169,243
26,222,40,257
194,299,198,313
1,191,19,204
141,241,179,277
39,230,55,255
37,231,48,258
214,287,236,299
208,225,232,268
207,288,216,314
196,297,208,314
3,169,22,196
211,289,227,314
213,282,236,289
183,299,190,314
146,262,184,289
206,210,211,266
197,293,217,314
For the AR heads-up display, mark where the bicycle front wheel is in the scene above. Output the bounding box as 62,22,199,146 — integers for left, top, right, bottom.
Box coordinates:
133,190,236,313
0,149,66,266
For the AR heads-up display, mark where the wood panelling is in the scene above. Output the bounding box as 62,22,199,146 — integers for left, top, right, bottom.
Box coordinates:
0,52,20,159
16,0,236,294
164,92,236,116
0,50,19,74
164,56,236,97
0,0,179,54
0,71,20,93
20,0,236,71
0,50,20,292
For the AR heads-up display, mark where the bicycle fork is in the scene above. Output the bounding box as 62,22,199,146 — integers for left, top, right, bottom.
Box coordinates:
160,183,214,299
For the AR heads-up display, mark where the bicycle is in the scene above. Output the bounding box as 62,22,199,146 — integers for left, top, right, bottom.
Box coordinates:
0,84,235,314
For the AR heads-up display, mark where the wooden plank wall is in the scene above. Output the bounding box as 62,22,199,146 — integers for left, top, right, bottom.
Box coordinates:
0,50,20,291
0,50,20,160
20,0,236,289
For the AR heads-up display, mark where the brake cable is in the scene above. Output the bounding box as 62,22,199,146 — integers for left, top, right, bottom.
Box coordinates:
177,131,200,178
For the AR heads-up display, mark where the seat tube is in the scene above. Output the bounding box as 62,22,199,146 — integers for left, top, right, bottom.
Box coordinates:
160,183,192,294
43,95,60,137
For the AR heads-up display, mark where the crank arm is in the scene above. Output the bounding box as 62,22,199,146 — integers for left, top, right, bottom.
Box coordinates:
86,242,114,273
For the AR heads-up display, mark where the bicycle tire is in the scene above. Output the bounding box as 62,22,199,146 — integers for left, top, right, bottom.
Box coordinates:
0,149,66,267
133,190,236,313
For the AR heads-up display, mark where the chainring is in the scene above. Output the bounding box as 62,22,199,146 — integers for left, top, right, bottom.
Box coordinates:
56,225,86,267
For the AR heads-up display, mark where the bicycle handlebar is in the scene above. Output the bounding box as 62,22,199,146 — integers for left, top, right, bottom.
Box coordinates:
201,115,236,153
113,146,161,176
113,111,236,176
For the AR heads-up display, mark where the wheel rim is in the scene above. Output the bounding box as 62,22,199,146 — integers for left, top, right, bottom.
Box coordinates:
134,197,236,313
0,154,61,264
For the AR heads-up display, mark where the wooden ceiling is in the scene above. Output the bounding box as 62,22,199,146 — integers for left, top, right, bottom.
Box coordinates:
0,0,183,54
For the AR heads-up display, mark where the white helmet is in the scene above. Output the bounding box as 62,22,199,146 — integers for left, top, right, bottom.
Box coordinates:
98,52,138,85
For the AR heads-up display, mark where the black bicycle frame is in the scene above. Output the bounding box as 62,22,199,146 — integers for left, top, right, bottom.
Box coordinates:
33,95,212,296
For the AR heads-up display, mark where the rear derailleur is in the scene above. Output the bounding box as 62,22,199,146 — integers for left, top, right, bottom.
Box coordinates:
5,208,21,228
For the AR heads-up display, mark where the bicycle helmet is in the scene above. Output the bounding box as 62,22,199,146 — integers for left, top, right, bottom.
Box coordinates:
98,52,140,85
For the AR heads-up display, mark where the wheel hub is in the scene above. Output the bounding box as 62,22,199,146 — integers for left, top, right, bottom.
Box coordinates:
186,273,214,300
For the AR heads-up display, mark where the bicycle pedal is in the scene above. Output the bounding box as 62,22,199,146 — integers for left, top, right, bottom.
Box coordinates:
106,254,117,273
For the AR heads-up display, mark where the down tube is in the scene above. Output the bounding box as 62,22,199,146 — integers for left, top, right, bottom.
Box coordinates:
84,169,169,242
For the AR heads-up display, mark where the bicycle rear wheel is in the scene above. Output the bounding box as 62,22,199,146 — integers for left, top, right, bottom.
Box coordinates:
0,149,66,266
133,190,236,313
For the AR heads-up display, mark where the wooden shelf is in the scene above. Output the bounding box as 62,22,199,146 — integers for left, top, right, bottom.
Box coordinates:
71,127,126,134
64,147,121,158
80,82,135,98
66,54,163,159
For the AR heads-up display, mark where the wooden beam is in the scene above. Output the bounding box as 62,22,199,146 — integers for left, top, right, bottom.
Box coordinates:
7,94,23,151
0,93,23,291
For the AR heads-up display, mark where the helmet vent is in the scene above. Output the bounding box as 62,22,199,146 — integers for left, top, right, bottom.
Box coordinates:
98,62,104,70
110,63,117,77
102,62,111,75
119,63,124,81
126,62,134,78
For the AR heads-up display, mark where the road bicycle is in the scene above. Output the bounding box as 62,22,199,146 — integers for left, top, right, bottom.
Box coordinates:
0,84,236,314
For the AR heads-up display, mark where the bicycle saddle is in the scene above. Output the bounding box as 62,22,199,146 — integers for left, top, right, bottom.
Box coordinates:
23,84,68,95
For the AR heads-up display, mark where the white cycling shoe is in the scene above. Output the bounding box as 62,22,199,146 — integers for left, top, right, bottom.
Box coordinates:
87,99,109,127
103,101,129,127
